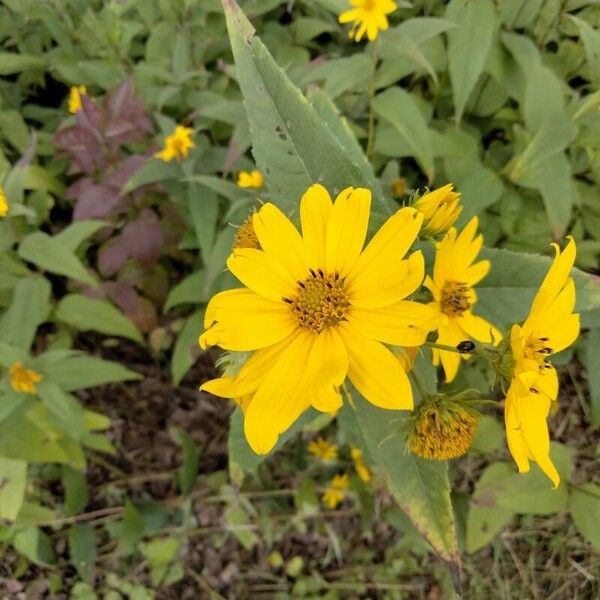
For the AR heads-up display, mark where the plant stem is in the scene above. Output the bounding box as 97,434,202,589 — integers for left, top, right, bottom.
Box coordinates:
366,39,379,160
425,341,463,354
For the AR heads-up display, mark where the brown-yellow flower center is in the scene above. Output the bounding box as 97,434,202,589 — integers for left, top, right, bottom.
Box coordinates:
440,280,471,316
285,269,350,334
232,216,261,250
409,408,477,460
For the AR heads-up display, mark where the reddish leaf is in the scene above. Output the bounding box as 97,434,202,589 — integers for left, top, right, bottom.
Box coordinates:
73,183,121,220
98,235,129,277
106,281,157,333
121,209,164,265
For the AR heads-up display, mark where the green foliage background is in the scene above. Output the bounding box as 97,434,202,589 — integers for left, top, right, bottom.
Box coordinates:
0,0,599,597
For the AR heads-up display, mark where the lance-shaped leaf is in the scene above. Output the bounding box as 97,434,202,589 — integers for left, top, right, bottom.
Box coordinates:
349,354,461,586
221,0,390,232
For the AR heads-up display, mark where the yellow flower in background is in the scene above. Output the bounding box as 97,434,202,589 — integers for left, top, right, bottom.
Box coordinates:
237,170,264,189
233,215,261,250
425,217,501,382
322,474,350,509
200,184,439,454
0,187,9,217
154,125,194,162
391,177,408,199
350,447,371,482
308,437,338,462
504,238,579,488
9,362,42,395
414,184,462,237
339,0,397,42
68,85,87,113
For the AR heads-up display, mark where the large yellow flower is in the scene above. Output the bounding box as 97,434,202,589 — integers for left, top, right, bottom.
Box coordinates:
425,217,501,382
200,184,439,454
154,125,194,162
0,186,9,217
504,238,579,487
338,0,397,42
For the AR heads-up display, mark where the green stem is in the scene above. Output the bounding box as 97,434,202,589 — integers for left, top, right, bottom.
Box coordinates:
365,39,379,160
425,341,463,354
409,368,429,400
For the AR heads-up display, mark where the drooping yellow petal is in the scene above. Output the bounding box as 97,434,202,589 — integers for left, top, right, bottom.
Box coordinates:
227,248,296,302
300,184,333,267
432,319,465,382
504,390,531,474
253,203,307,281
338,322,413,410
325,187,371,277
457,312,501,344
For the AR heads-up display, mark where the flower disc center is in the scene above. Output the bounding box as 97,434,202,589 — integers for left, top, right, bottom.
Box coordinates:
440,280,471,316
286,269,350,333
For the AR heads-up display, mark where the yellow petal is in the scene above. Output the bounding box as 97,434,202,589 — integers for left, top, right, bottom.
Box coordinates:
348,250,425,309
346,207,423,285
244,331,313,454
339,322,413,410
504,389,530,474
253,203,307,281
540,237,576,297
300,184,333,268
325,187,371,277
457,312,501,344
348,301,439,347
434,319,465,382
227,248,296,301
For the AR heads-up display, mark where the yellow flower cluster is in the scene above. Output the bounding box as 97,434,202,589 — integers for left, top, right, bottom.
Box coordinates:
322,474,349,509
198,180,579,487
68,85,87,113
154,125,194,162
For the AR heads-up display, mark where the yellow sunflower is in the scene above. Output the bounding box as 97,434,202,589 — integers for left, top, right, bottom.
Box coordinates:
199,184,439,454
9,362,43,395
504,238,579,487
154,125,194,162
413,184,462,237
237,170,264,189
322,474,350,509
68,85,87,113
338,0,397,42
425,217,501,382
308,437,338,462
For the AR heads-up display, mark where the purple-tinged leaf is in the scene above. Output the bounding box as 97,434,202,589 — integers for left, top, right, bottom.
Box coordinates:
98,235,129,277
121,209,163,265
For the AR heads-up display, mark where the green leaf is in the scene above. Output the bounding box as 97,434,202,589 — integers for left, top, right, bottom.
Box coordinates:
164,270,204,312
37,380,86,442
372,87,434,181
0,276,51,351
69,523,97,581
13,527,56,565
469,415,504,454
351,390,459,568
0,52,46,74
170,427,200,496
171,308,204,385
18,232,97,287
466,462,514,553
0,457,27,521
63,466,89,516
569,15,600,86
122,159,182,194
445,0,497,121
221,0,389,230
54,221,104,252
582,329,600,427
569,483,600,551
36,354,140,391
55,294,144,344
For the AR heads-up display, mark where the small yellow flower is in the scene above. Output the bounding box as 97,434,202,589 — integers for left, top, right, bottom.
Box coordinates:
68,85,87,114
339,0,397,42
322,474,350,509
9,362,42,395
199,184,439,455
233,215,261,250
154,125,194,162
0,186,9,218
425,217,501,382
237,170,264,189
308,437,338,461
414,184,462,237
408,398,478,460
504,238,579,488
350,447,371,482
391,177,408,199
